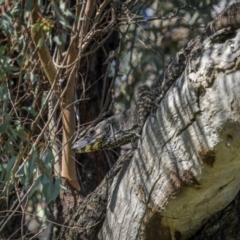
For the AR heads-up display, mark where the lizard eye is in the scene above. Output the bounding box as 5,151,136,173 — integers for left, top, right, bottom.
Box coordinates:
88,129,95,137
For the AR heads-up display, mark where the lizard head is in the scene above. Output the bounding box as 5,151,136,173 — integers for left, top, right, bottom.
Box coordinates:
72,114,136,153
72,120,112,153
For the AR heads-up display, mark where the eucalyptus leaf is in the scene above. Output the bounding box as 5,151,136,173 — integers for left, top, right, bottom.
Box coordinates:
51,175,61,201
10,2,21,17
23,150,38,184
30,73,39,84
16,128,28,138
37,36,44,49
42,150,54,173
24,0,33,19
0,163,7,183
22,106,38,117
0,182,14,198
42,178,54,203
59,1,75,18
0,122,8,133
6,156,16,172
16,164,25,184
52,0,71,28
53,35,62,46
1,12,16,35
28,176,42,199
41,173,51,185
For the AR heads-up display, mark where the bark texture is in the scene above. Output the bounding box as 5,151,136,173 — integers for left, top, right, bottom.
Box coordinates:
58,150,134,239
99,29,240,239
58,5,240,240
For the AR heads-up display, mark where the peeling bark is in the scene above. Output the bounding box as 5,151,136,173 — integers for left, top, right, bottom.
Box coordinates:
99,28,240,240
58,5,240,240
59,150,134,239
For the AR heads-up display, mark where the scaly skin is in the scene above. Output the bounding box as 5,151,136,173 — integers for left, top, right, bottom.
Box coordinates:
72,107,138,153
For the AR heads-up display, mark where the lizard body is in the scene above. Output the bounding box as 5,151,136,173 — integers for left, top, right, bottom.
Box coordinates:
72,3,240,153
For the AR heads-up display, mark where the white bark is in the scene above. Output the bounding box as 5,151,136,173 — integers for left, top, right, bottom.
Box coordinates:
99,28,240,240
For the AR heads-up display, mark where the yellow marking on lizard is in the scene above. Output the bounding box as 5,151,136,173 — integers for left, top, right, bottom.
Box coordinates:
75,137,104,153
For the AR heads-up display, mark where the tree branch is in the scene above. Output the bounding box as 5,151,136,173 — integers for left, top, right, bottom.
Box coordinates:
100,28,240,240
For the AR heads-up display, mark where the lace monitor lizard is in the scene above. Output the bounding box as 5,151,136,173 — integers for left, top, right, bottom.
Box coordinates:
72,2,240,153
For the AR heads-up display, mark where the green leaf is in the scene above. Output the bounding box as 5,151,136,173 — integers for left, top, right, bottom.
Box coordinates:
0,122,8,133
30,72,39,83
16,164,25,184
0,84,9,101
5,65,19,72
1,12,16,35
51,175,61,201
42,177,54,203
52,0,71,28
60,32,67,44
6,156,16,172
2,156,16,184
42,150,54,173
16,128,28,138
10,2,21,17
0,163,6,171
0,182,14,198
59,1,75,19
24,150,38,184
41,173,51,185
8,125,17,141
32,22,42,33
53,35,62,46
0,163,7,183
28,176,41,199
24,0,34,19
17,149,38,185
22,106,38,117
37,37,44,49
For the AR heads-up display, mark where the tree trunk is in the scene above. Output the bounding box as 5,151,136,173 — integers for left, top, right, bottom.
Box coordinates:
59,25,240,239
99,28,240,239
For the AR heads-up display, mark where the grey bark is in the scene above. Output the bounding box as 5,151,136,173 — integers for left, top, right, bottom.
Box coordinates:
58,150,134,239
58,5,240,239
98,28,240,240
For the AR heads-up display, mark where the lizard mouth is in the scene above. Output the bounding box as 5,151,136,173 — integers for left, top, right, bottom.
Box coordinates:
72,137,105,153
72,140,89,152
72,138,92,152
